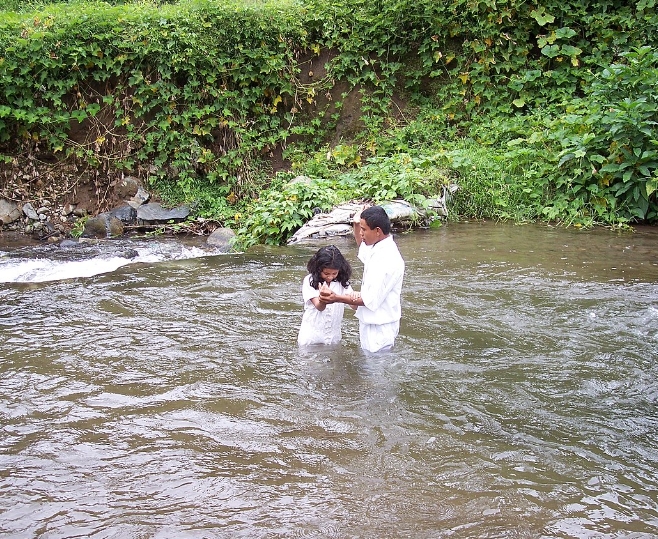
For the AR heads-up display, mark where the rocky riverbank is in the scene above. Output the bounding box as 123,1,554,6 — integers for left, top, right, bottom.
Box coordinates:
1,171,455,254
0,175,236,252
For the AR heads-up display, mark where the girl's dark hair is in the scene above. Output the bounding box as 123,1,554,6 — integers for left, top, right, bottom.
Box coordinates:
307,245,352,289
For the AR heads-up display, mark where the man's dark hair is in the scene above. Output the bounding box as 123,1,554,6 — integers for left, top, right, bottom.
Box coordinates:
361,206,391,235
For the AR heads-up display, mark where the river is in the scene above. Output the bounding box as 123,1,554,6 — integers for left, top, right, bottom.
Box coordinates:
1,222,657,538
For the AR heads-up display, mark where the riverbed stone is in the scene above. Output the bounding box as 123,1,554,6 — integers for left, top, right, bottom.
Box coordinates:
23,202,39,220
110,204,138,224
127,187,150,209
81,213,124,238
60,239,81,249
115,176,141,199
137,203,190,223
105,248,139,259
207,227,236,252
0,199,21,225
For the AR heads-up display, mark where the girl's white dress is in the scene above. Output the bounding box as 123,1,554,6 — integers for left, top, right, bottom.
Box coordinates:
297,275,353,346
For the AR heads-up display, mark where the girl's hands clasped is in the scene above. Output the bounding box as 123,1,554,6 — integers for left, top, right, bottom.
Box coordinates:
318,282,335,304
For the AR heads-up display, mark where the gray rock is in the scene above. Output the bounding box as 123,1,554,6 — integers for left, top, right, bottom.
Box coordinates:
61,203,76,216
315,223,353,237
287,189,458,244
60,239,81,249
287,201,363,244
110,204,137,224
115,176,141,199
23,203,39,220
207,227,236,252
107,248,139,260
0,199,22,225
81,213,124,238
137,203,190,222
379,200,417,221
287,175,313,186
127,187,150,209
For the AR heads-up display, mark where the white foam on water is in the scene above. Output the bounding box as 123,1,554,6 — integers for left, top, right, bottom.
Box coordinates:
0,243,225,284
0,256,137,283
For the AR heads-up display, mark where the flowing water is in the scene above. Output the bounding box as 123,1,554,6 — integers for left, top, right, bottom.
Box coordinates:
1,222,657,538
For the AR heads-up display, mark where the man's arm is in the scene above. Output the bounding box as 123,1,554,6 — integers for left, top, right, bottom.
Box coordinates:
319,288,364,307
353,221,362,247
353,205,368,247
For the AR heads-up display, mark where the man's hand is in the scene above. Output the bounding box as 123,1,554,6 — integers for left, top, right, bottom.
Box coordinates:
352,203,370,224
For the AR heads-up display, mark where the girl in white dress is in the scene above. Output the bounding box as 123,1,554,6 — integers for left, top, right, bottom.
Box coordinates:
297,245,355,346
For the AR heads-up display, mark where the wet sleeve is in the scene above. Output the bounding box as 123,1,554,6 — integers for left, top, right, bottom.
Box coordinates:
301,275,319,303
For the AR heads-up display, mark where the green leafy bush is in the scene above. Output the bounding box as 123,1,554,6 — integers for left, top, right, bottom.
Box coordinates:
1,0,657,243
237,175,339,248
0,0,309,201
235,149,454,246
548,47,658,225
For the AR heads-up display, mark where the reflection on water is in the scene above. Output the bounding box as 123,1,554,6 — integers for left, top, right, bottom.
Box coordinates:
1,223,657,538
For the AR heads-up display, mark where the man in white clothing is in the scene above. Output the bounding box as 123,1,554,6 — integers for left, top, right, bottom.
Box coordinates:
319,205,405,352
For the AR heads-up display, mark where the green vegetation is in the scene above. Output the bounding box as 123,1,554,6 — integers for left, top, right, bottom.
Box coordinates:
1,0,656,246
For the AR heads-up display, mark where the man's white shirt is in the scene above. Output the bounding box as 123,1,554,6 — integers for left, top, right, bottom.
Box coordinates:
355,235,405,325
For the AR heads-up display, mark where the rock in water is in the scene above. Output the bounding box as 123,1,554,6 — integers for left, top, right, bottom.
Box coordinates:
207,227,236,253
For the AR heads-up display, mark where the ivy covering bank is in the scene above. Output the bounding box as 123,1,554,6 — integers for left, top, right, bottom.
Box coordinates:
0,0,657,245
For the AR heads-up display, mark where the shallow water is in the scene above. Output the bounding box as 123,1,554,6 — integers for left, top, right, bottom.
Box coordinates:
1,222,657,538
